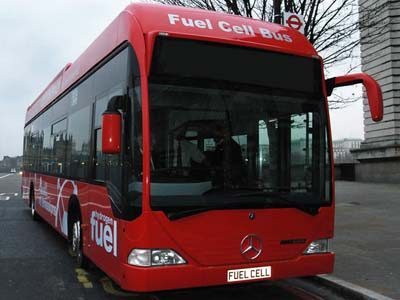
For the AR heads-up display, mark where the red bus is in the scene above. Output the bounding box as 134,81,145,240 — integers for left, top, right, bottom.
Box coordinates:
22,3,383,292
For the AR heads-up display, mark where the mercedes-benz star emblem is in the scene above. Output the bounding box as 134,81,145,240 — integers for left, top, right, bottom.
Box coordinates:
240,234,263,260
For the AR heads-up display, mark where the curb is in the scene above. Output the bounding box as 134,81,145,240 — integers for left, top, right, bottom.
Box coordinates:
311,275,395,300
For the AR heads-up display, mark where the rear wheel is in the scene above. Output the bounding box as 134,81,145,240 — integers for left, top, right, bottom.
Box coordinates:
30,189,39,221
71,215,89,268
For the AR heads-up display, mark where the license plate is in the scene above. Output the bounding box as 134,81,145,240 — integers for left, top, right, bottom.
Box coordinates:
227,266,271,282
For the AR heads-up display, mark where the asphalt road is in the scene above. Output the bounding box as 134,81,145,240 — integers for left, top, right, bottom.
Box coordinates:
0,173,344,300
334,180,400,299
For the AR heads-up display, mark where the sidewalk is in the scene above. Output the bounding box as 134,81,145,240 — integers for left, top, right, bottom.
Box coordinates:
333,181,400,299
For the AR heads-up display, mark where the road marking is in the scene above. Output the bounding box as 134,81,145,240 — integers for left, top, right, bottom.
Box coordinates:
0,192,18,200
83,282,93,288
0,174,13,180
77,275,90,283
75,268,88,275
75,268,93,289
100,277,138,297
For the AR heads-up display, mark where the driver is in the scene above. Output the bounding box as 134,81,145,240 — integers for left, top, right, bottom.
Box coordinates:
212,124,246,186
173,135,206,168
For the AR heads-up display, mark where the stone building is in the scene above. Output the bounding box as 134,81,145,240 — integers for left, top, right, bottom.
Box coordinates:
353,0,400,182
333,138,362,163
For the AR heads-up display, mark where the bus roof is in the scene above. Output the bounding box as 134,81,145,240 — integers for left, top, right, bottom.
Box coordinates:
26,3,318,124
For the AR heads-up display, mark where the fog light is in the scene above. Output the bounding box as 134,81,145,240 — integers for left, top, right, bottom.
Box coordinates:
303,239,331,254
128,249,151,266
128,249,186,267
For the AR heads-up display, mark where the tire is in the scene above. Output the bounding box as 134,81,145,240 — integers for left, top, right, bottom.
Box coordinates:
30,189,40,221
71,214,89,268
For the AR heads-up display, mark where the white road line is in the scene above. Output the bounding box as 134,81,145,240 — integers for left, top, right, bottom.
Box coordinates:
0,193,19,197
0,174,13,180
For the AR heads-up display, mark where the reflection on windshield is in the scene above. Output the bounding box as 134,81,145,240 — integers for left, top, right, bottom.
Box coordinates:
147,82,330,212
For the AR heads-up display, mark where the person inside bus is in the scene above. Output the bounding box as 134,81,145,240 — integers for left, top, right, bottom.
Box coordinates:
173,134,207,177
212,124,246,187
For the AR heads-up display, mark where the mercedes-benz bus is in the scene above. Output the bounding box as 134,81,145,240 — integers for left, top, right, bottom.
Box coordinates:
22,3,383,292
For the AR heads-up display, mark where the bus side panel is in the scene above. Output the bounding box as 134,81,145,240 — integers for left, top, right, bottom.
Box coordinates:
30,173,61,231
26,176,123,285
21,172,30,206
82,184,121,284
28,173,90,240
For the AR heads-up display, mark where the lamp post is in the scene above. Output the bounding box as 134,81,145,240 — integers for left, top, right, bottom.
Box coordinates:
273,0,282,24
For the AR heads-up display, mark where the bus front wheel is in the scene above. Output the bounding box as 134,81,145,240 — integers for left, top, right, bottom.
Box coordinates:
71,215,89,268
30,188,39,221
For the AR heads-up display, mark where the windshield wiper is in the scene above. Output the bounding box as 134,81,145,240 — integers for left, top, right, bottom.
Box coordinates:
167,207,217,221
202,186,266,196
166,201,255,221
166,191,321,220
233,191,321,216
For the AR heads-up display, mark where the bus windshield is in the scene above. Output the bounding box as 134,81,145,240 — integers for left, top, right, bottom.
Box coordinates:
148,39,330,217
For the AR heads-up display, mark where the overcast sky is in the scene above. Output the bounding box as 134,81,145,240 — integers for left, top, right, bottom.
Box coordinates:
0,0,364,159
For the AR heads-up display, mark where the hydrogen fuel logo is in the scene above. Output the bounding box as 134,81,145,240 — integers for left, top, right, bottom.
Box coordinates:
90,211,118,257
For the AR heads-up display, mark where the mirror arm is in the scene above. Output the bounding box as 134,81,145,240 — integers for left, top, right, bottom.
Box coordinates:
326,73,383,121
326,76,363,97
325,78,336,96
106,95,124,112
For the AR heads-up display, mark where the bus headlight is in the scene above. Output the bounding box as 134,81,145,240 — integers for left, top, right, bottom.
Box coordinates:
128,249,186,267
303,239,331,254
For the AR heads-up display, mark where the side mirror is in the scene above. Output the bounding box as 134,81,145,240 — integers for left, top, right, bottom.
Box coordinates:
102,96,124,154
326,73,383,122
102,111,122,154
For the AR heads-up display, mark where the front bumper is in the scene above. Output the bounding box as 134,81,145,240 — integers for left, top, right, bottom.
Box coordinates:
119,252,334,292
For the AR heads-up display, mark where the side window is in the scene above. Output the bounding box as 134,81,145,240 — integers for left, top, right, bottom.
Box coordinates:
30,120,43,172
41,126,52,173
66,106,91,178
23,126,30,171
94,128,105,180
51,118,67,175
94,95,108,180
93,85,124,181
93,49,128,96
31,130,40,171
